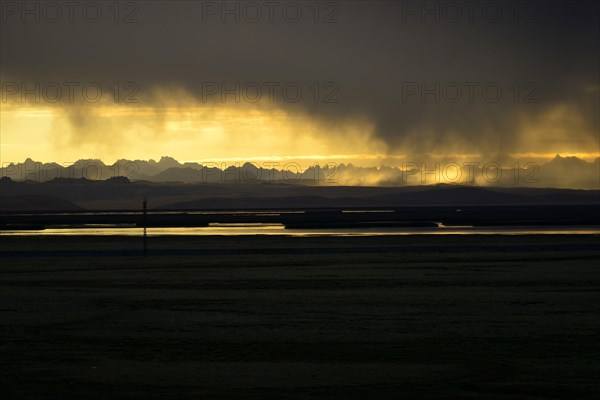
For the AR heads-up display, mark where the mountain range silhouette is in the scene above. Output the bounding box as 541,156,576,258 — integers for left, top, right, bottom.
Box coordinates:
1,155,598,189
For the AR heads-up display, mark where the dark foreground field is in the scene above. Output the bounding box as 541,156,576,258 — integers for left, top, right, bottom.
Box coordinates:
1,235,599,399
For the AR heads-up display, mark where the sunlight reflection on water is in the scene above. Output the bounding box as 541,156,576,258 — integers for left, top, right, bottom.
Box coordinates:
1,224,598,236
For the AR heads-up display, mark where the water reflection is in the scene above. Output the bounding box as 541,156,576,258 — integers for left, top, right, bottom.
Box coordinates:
1,224,598,236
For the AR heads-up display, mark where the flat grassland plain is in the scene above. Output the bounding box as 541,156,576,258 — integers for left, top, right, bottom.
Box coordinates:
1,235,599,399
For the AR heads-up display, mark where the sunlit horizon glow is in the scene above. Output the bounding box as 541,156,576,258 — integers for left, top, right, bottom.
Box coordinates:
2,97,599,169
1,98,387,166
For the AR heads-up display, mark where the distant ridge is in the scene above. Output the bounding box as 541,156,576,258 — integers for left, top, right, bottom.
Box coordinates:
0,195,83,212
0,177,598,210
157,185,599,210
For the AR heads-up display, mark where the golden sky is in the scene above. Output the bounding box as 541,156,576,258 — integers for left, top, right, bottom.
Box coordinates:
0,93,386,165
2,97,598,167
2,2,598,172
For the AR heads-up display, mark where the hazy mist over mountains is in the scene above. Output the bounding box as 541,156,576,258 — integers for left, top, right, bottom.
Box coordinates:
1,155,599,189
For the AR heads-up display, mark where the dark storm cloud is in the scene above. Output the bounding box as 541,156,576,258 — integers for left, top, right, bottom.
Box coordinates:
1,0,598,154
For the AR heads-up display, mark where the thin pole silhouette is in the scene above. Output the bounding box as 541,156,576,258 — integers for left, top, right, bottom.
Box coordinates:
143,196,148,256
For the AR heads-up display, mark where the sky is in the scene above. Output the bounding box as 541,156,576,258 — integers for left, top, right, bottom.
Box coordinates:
1,1,599,174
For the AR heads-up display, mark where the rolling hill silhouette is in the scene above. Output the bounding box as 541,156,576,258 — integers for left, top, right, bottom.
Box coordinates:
0,194,83,212
1,176,598,211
